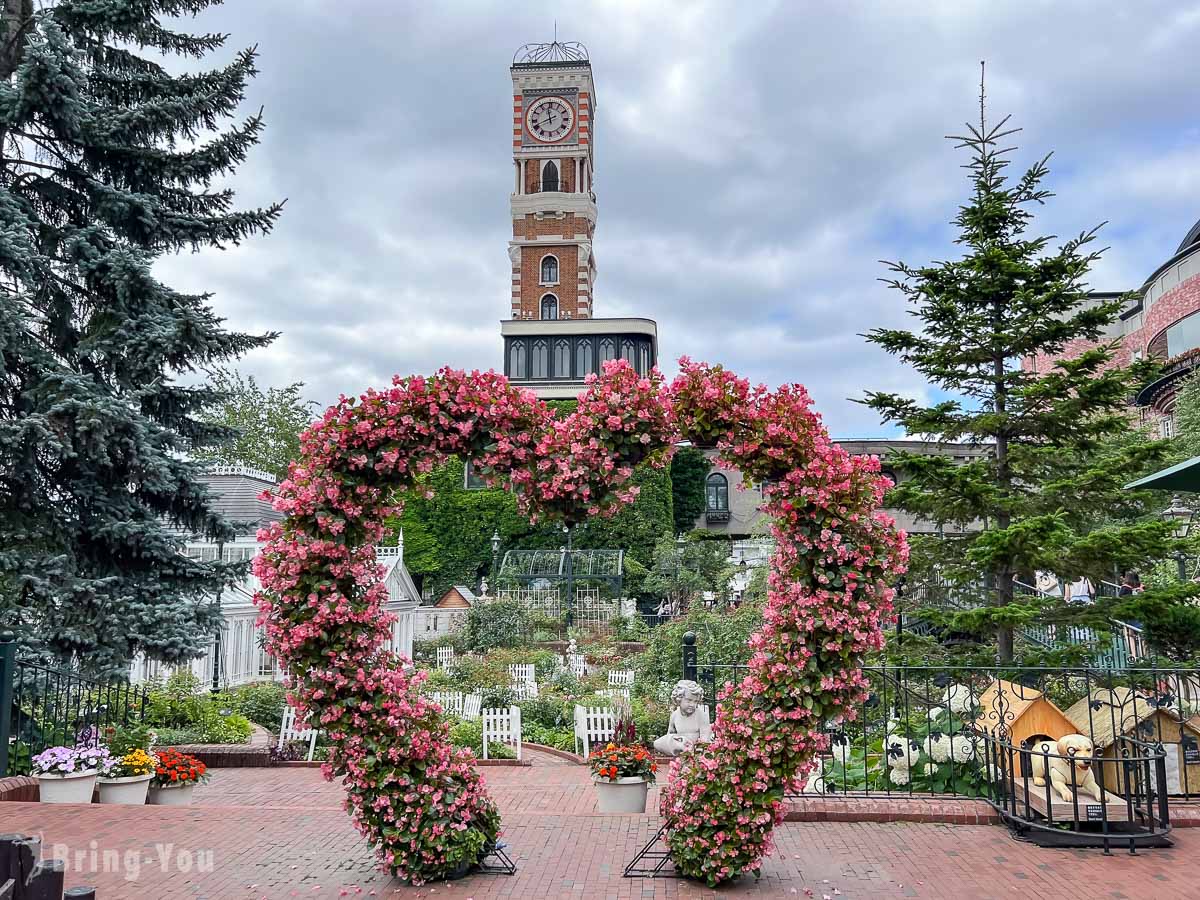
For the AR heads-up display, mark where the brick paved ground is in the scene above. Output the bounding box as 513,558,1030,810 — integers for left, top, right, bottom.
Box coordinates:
2,748,1195,900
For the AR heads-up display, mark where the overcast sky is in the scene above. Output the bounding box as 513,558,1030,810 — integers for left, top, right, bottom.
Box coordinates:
158,0,1200,438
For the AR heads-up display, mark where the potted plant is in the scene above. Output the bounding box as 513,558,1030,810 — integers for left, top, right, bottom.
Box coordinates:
588,742,657,813
98,749,157,805
32,745,111,804
148,748,208,806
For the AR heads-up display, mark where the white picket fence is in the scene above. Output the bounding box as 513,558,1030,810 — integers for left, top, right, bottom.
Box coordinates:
511,680,539,701
508,663,535,687
428,690,483,720
574,705,617,758
437,646,456,670
482,706,522,760
597,687,630,703
608,669,634,687
567,654,586,678
278,706,318,762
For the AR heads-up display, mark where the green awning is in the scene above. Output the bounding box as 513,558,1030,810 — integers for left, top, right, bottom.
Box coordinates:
1124,455,1200,492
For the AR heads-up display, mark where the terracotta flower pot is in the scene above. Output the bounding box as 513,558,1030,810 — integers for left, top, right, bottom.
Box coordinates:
592,776,650,813
36,770,98,804
148,783,196,806
97,773,153,805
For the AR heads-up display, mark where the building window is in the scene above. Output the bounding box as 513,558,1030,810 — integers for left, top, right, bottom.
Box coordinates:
541,294,558,320
508,340,526,378
540,255,559,285
554,339,571,378
575,338,592,378
599,338,616,365
463,459,487,490
706,473,729,512
639,342,652,374
621,339,636,363
541,160,558,192
1167,311,1200,358
1162,417,1175,439
531,339,548,378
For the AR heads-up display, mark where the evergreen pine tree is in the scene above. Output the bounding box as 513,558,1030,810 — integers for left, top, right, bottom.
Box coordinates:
0,1,281,675
863,69,1176,661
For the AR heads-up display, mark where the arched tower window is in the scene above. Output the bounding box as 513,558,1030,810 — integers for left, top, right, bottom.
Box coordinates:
541,160,559,192
541,255,559,284
706,473,729,512
541,294,558,320
508,341,526,378
599,338,616,364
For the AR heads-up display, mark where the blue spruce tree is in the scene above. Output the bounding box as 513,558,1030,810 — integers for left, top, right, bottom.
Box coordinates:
0,1,282,675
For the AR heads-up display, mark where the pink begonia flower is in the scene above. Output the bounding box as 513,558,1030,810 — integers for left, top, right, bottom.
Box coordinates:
252,360,905,887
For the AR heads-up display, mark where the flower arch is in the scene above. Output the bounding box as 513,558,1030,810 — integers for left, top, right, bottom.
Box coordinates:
253,359,906,885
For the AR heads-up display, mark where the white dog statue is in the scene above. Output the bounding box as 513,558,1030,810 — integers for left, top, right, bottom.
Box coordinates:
1028,734,1103,803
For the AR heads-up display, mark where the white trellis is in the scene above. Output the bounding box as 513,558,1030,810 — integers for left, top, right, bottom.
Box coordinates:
436,646,456,670
278,706,318,762
608,669,634,687
573,705,617,757
482,706,522,760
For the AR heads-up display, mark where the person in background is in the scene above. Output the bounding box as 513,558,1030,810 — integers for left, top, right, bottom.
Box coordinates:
1118,571,1142,597
1066,575,1095,605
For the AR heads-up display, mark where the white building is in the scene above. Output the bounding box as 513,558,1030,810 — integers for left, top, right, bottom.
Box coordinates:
129,466,419,687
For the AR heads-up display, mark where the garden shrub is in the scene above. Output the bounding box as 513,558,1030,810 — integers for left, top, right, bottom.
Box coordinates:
448,719,515,760
226,680,289,731
462,600,530,651
522,722,575,751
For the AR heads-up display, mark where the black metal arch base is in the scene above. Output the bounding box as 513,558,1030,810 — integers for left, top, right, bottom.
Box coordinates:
478,842,517,876
623,825,682,879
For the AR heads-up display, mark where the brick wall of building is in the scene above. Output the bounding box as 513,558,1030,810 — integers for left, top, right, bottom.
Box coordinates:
517,244,579,319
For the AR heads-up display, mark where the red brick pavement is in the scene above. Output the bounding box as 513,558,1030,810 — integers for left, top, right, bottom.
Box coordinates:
1,748,1195,900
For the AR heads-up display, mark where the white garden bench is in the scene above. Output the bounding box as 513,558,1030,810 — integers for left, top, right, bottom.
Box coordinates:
608,669,634,687
278,706,318,762
481,705,522,760
436,646,456,670
567,653,586,678
574,705,617,758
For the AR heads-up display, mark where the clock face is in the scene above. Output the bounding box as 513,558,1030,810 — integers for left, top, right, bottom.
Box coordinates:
526,96,574,143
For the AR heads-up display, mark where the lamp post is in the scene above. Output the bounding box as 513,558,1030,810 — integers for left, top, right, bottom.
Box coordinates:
564,524,575,628
1163,495,1194,581
490,530,501,591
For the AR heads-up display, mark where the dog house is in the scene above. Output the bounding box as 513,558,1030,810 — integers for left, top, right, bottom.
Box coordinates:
1065,687,1200,797
974,679,1077,749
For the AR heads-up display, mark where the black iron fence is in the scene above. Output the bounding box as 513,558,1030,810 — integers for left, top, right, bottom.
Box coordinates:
0,631,148,778
683,643,1200,806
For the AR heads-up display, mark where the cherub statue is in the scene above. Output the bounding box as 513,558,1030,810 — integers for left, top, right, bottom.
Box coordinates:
653,679,713,756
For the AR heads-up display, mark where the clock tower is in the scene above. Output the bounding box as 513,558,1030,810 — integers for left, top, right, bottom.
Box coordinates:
501,40,657,398
508,41,597,320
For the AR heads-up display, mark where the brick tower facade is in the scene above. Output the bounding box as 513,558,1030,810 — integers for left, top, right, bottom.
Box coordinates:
501,41,657,399
508,42,597,321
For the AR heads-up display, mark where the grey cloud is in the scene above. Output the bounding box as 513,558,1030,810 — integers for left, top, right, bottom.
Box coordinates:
157,0,1200,437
